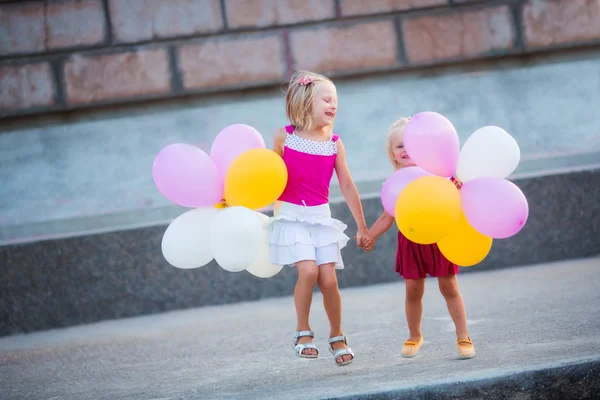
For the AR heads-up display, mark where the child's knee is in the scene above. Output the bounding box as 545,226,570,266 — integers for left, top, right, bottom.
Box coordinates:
439,279,459,298
406,288,424,302
405,280,425,301
298,266,319,284
318,274,338,292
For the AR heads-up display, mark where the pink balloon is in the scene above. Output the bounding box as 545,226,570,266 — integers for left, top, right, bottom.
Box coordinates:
381,167,431,216
461,177,529,239
404,112,460,177
153,144,223,207
210,124,265,178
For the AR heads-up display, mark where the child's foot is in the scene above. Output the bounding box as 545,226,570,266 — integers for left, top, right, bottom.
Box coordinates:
297,336,317,356
329,335,354,366
331,341,353,364
293,331,318,358
401,336,424,358
457,337,475,359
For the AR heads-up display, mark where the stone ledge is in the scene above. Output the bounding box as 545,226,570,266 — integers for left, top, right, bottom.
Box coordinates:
2,152,599,246
1,169,599,336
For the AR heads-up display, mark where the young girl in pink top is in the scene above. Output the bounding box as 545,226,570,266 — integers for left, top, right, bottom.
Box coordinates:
267,70,372,366
364,118,475,359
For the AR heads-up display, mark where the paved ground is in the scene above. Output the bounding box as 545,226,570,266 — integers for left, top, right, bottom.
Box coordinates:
1,258,599,400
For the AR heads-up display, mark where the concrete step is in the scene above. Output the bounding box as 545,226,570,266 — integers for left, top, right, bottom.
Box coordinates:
1,258,598,399
331,357,600,399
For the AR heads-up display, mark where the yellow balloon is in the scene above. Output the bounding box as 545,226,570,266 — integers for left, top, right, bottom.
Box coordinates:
225,148,288,210
437,212,493,267
395,176,461,244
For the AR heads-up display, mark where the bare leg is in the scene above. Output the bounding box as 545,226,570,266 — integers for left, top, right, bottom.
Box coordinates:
294,260,319,355
318,263,352,364
438,275,469,340
405,279,425,342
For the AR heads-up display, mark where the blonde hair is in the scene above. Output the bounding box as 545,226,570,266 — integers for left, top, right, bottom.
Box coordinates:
386,118,410,170
285,70,333,131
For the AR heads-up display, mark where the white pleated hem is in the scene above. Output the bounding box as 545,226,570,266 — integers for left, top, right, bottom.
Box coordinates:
266,202,349,269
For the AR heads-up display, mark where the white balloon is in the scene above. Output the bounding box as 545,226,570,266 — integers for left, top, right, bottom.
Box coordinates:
210,206,262,272
245,212,284,279
456,126,520,183
161,207,219,269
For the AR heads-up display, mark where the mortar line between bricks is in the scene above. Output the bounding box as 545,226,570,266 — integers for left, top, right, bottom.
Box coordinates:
510,0,526,52
167,45,183,94
0,0,45,4
334,0,342,18
403,0,517,20
49,58,66,107
281,30,294,78
100,0,115,45
42,1,49,51
219,0,229,31
448,0,516,7
393,16,409,65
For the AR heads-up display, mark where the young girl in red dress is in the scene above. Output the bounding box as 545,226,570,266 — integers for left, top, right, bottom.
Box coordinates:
364,117,475,359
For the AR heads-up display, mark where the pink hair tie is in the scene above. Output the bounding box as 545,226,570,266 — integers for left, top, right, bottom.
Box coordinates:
298,76,313,86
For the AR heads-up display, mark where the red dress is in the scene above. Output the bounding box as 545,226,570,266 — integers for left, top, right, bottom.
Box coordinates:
396,232,458,280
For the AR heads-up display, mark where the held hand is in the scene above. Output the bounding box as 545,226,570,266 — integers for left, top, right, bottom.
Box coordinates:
354,229,366,248
355,229,374,250
363,236,376,252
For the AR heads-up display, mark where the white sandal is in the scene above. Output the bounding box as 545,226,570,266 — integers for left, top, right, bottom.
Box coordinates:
328,335,355,366
293,330,318,359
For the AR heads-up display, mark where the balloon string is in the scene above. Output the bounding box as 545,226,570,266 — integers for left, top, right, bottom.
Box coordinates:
450,176,463,190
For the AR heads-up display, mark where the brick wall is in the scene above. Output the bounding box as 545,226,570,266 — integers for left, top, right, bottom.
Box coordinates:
1,0,599,118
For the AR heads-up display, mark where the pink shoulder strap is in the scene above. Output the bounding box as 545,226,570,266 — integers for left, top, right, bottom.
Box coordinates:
332,134,339,142
285,125,294,134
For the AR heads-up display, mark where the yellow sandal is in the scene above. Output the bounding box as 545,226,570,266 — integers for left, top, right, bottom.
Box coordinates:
401,337,424,358
457,337,476,359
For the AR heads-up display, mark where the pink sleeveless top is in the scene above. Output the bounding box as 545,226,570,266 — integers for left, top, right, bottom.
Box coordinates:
278,125,339,206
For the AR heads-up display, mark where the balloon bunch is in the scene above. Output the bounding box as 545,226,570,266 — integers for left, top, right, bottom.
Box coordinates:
152,124,288,278
381,112,528,266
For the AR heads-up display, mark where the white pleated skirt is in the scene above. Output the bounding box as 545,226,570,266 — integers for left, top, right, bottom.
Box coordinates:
265,201,350,269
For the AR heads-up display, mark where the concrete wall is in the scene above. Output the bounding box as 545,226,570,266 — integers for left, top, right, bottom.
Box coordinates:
2,0,600,118
2,0,600,243
1,49,600,244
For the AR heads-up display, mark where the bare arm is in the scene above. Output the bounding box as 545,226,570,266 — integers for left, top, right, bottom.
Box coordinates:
334,139,371,247
369,211,395,239
273,128,286,156
362,210,394,252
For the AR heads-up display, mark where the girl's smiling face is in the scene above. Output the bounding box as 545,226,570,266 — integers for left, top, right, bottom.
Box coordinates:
391,130,416,168
310,81,338,128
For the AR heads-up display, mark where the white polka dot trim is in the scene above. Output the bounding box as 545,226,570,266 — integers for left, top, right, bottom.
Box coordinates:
285,134,337,156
